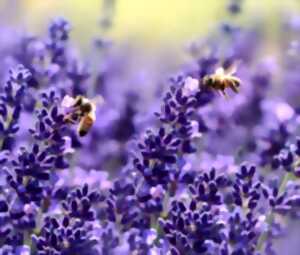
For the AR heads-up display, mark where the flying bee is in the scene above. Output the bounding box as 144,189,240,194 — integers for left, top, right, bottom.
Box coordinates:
202,65,241,96
62,95,103,136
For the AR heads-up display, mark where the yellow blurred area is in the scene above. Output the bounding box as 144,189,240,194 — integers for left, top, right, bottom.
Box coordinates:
2,0,300,49
18,0,224,47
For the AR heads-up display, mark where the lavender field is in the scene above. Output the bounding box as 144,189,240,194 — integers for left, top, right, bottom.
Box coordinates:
1,0,300,254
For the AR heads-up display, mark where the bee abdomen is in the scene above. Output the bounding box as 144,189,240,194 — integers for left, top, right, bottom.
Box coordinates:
77,115,94,137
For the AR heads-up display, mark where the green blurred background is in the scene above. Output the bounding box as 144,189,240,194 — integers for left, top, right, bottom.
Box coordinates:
0,0,299,49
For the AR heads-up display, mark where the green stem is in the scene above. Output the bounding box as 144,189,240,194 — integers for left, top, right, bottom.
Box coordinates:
278,172,293,194
24,229,32,247
0,138,3,150
257,172,293,251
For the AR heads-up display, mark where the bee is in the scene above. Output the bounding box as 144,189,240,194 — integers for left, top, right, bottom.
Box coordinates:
62,95,103,136
202,65,241,96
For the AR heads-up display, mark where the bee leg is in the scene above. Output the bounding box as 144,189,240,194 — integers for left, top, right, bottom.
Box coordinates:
226,80,238,93
63,115,76,124
64,111,80,124
230,84,239,93
218,90,228,98
234,80,241,87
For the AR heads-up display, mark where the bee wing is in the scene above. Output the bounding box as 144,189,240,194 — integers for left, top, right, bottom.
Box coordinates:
92,95,105,107
225,59,242,75
225,65,237,75
215,67,225,75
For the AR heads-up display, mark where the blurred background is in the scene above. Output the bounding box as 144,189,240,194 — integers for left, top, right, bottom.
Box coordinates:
0,0,297,92
0,0,299,51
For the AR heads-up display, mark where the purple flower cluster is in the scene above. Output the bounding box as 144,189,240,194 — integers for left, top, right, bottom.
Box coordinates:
1,1,300,254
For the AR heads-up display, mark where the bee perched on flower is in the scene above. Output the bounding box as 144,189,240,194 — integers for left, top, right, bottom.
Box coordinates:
61,95,104,136
202,65,241,96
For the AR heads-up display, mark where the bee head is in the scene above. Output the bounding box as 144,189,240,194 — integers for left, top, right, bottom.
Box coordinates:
78,129,88,137
80,102,93,113
203,76,214,86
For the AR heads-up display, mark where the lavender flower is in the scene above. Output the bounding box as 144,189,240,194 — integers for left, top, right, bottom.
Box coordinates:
1,1,300,254
0,65,33,150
